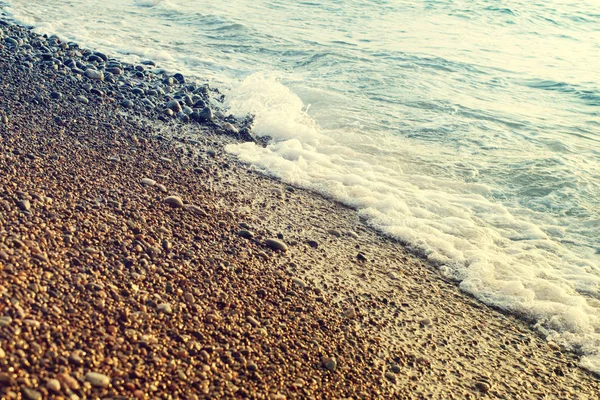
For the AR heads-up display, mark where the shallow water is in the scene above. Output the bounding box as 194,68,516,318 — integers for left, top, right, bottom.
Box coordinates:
3,0,600,372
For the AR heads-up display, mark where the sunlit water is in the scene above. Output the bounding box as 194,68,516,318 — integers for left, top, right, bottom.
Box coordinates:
3,0,600,372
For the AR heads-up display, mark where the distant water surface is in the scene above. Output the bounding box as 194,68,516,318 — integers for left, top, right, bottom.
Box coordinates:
3,0,600,372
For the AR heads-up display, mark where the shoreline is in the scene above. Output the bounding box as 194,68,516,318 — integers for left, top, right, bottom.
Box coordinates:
0,21,599,398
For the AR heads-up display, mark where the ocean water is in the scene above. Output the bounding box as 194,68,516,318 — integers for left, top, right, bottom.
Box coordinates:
3,0,600,372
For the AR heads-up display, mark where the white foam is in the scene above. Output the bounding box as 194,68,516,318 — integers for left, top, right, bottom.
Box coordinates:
225,73,600,371
5,0,600,374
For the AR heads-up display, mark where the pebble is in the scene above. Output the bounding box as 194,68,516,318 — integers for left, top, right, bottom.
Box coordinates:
0,316,12,326
346,230,359,239
0,346,5,358
157,303,173,314
343,307,357,319
141,178,156,186
199,106,213,121
222,122,238,133
50,91,62,99
16,199,30,211
385,371,397,383
247,316,261,327
163,195,184,208
85,371,111,388
475,381,491,393
77,95,89,104
167,99,182,113
265,238,288,252
121,99,134,108
46,379,61,392
109,155,120,162
84,69,104,80
291,277,306,288
322,356,337,371
327,229,341,237
184,204,208,216
238,229,255,239
22,388,42,400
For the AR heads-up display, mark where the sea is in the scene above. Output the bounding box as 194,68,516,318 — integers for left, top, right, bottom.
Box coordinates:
2,0,599,373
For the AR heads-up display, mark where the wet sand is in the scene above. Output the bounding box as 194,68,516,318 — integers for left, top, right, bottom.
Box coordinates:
0,21,599,399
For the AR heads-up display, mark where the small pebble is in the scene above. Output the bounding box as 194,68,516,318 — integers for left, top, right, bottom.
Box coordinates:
85,372,111,388
322,356,337,371
22,388,41,400
46,379,61,392
385,371,397,383
164,196,184,208
238,229,255,239
157,303,172,314
265,238,288,252
475,380,491,393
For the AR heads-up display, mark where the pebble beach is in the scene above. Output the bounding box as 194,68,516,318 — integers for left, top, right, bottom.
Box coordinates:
0,21,599,399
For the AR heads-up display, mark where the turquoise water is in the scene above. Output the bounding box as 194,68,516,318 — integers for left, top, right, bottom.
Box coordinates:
3,0,600,372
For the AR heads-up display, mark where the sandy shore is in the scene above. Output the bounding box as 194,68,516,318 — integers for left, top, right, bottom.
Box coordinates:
0,22,599,399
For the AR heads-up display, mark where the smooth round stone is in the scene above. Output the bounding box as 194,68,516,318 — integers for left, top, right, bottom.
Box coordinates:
292,277,306,288
4,37,18,46
46,379,61,392
247,316,261,327
108,155,120,162
106,67,122,75
164,196,184,208
346,230,359,239
84,69,104,80
132,87,145,96
0,346,5,358
121,99,133,108
50,91,62,99
77,95,89,104
94,51,108,61
184,204,208,216
199,106,213,121
157,303,172,314
167,99,182,112
22,388,41,400
85,372,110,388
141,178,156,186
173,72,185,83
265,238,288,252
322,356,337,371
87,54,103,63
238,229,255,239
384,371,397,383
475,381,491,393
222,122,238,133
